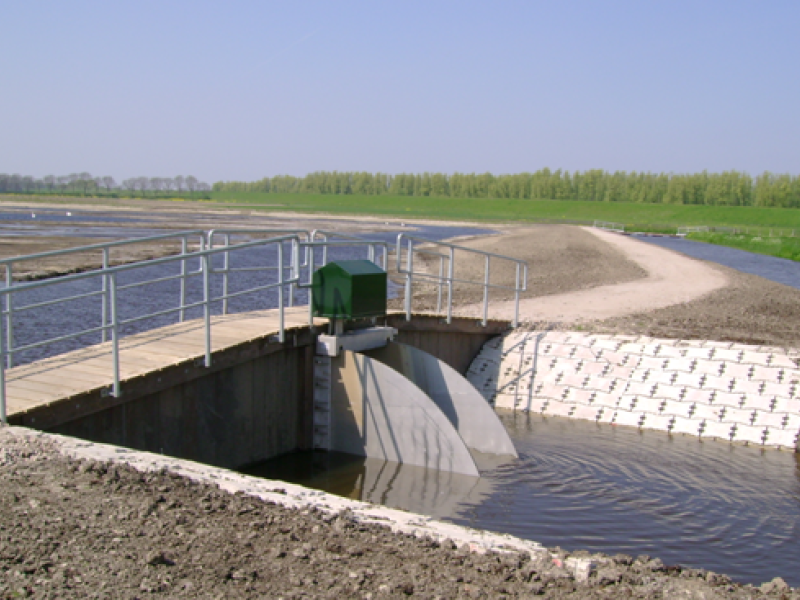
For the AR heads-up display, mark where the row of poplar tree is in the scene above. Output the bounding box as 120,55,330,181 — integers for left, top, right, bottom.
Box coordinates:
0,172,211,195
213,169,800,208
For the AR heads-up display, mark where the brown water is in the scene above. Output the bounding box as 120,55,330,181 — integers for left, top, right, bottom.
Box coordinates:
245,412,800,587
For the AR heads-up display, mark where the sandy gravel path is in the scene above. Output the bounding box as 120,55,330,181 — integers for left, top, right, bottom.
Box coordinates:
458,228,729,323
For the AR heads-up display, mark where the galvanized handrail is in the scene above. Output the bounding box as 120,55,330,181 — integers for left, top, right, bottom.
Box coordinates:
0,228,527,425
310,230,389,270
1,231,206,367
593,220,625,233
206,229,313,313
0,234,303,423
396,233,528,327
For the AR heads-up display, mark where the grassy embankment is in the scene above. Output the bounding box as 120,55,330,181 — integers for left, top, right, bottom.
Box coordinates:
211,192,800,261
6,191,800,261
686,232,800,261
212,192,800,261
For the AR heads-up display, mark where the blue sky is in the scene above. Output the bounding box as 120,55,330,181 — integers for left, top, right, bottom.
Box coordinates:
1,1,798,183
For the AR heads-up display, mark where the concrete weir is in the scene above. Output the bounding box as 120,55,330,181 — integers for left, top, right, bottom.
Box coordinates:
468,330,800,450
5,311,510,473
312,340,518,477
364,342,518,458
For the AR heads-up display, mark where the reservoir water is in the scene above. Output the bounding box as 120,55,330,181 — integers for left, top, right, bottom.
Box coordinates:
633,234,800,290
247,412,800,587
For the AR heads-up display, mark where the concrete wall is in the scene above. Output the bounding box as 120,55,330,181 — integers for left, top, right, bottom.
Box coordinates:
49,339,314,470
468,331,800,450
386,314,507,375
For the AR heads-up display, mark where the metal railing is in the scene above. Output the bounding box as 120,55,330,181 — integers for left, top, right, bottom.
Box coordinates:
1,231,206,365
309,230,389,270
206,229,313,313
395,233,528,328
593,220,625,233
676,226,710,236
0,233,303,423
0,228,527,424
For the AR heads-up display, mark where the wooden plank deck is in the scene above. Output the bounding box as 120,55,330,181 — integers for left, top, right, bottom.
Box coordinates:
4,306,319,419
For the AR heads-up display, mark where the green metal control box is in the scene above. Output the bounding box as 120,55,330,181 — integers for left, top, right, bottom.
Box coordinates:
311,260,387,319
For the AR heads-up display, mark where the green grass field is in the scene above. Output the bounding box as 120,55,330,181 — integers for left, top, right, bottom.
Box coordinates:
209,191,800,231
687,232,800,261
7,191,800,260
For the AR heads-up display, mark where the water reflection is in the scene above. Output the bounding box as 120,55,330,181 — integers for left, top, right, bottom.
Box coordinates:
243,450,499,520
249,413,800,587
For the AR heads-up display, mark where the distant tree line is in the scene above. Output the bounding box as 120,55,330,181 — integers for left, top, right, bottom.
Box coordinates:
0,172,211,197
213,169,800,208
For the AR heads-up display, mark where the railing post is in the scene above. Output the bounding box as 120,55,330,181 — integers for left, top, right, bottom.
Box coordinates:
513,262,521,328
404,239,413,321
482,254,490,327
202,253,212,368
222,233,230,315
446,247,454,325
435,255,444,314
289,238,299,308
278,243,285,343
307,239,316,328
4,264,13,369
109,272,121,398
101,248,110,342
179,236,188,322
0,290,7,425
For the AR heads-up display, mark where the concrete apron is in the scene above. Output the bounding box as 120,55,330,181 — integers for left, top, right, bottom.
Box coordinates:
468,331,800,450
3,425,549,559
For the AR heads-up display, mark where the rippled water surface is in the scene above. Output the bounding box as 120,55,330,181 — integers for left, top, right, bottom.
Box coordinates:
633,234,800,289
249,413,800,587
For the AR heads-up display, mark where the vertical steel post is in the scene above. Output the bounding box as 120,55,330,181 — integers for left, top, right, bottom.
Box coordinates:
110,272,120,398
435,256,444,314
179,236,188,322
513,262,521,328
289,238,298,308
482,254,490,327
278,243,285,343
446,247,454,325
404,239,413,321
306,240,315,327
202,253,212,368
4,264,13,369
101,248,109,342
221,234,230,315
0,289,7,425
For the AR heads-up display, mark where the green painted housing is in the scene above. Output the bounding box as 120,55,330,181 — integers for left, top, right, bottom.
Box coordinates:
311,260,387,319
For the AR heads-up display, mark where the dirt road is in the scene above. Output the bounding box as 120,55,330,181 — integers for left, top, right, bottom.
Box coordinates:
434,224,800,349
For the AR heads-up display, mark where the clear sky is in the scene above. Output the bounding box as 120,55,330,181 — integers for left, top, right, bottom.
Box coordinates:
2,1,798,183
